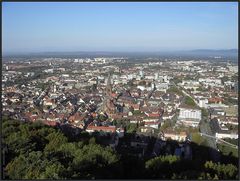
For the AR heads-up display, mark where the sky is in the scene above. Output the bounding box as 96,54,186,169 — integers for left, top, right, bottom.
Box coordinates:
2,2,238,53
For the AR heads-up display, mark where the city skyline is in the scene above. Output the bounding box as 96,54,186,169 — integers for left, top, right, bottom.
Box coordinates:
2,2,238,54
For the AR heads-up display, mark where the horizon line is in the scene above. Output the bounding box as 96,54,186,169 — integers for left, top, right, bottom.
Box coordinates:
3,48,238,55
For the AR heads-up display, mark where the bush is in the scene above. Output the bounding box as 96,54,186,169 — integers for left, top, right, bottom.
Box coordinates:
167,86,183,96
184,96,196,107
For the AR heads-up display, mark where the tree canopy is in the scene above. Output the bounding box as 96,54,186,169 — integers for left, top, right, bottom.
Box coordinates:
2,118,239,179
184,96,197,107
2,118,120,179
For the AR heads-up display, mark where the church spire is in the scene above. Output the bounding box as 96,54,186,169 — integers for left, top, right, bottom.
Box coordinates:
106,73,112,96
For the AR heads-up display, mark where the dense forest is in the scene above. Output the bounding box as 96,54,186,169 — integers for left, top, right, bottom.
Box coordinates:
2,117,239,179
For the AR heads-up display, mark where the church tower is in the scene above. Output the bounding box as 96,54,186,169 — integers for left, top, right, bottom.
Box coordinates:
106,73,112,97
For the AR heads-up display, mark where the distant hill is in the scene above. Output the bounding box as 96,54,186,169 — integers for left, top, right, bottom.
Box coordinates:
191,49,237,53
185,49,238,57
3,49,238,59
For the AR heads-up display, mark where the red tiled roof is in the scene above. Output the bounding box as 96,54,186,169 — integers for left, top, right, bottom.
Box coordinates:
91,112,97,117
149,113,161,117
24,113,38,122
58,114,65,119
131,103,140,109
208,97,224,103
29,115,38,121
69,113,84,122
87,123,116,132
145,112,161,118
111,93,117,97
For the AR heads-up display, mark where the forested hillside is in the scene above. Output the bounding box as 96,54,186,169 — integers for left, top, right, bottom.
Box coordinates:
2,117,238,179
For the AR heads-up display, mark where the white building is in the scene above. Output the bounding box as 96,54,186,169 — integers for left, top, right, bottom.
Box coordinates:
179,108,201,120
199,78,222,86
159,75,169,83
216,132,238,139
145,75,155,80
139,70,144,78
178,107,202,127
62,74,70,78
198,98,208,108
163,131,187,142
155,82,169,92
44,69,54,73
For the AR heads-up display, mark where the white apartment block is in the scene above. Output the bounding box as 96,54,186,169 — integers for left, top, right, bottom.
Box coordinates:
199,78,222,85
179,108,202,120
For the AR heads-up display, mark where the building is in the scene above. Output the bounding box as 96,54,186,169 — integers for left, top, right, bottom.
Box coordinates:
163,130,187,142
178,106,201,127
210,118,238,139
139,70,144,78
144,121,160,129
101,73,117,117
198,98,208,108
86,123,116,134
179,107,201,119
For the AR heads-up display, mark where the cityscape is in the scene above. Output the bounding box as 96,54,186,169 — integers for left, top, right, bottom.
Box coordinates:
1,2,239,180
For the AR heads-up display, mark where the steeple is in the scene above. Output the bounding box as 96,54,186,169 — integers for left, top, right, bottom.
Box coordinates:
106,73,112,96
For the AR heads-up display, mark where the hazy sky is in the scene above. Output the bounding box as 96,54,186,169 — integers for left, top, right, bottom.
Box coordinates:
2,2,238,53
